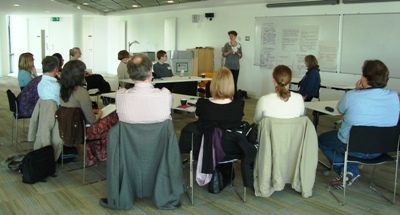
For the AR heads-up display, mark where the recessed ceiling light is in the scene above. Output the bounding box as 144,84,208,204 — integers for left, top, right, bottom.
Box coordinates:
13,4,20,7
83,3,89,5
132,5,139,8
167,0,174,3
77,6,81,9
104,9,109,12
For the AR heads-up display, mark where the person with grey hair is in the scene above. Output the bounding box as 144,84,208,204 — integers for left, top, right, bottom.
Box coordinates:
116,54,173,124
69,47,82,60
38,56,61,106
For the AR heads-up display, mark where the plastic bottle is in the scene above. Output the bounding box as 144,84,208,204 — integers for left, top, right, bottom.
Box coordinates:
180,68,184,77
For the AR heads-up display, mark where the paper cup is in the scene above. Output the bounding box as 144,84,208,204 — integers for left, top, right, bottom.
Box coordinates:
180,98,187,106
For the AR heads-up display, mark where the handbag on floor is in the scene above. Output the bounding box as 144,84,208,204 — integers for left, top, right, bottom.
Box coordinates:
20,145,56,184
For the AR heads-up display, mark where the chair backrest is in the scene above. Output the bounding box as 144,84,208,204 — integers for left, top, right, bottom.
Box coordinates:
348,125,400,154
85,74,105,91
6,89,17,113
173,81,198,96
55,107,85,147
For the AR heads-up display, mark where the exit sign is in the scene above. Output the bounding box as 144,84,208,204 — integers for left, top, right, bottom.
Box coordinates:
51,17,60,22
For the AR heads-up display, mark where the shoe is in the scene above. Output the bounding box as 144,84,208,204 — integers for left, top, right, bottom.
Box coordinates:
99,198,108,207
330,172,360,189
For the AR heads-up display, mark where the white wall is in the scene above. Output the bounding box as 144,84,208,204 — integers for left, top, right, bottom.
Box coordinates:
0,15,9,77
99,1,400,99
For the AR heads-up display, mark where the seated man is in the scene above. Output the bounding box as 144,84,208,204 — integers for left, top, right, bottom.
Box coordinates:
318,60,400,189
116,54,172,123
153,50,173,78
38,56,61,106
153,50,174,92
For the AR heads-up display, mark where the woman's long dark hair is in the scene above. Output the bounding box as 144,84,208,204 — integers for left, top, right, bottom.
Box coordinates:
60,60,86,102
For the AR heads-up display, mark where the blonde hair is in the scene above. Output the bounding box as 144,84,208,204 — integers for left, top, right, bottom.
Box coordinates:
210,67,235,99
18,52,34,71
273,65,292,102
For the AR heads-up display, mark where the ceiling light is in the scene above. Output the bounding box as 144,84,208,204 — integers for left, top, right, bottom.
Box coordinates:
132,5,139,8
77,6,81,9
104,9,109,12
83,3,89,5
167,0,174,3
13,4,20,6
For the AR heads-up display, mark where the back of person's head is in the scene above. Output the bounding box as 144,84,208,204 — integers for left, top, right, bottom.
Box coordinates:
273,65,292,102
362,60,389,88
118,50,130,60
18,52,34,71
156,50,166,60
127,54,152,81
304,55,319,70
42,56,59,73
228,30,238,36
60,60,86,102
69,47,80,58
52,53,64,69
210,67,235,99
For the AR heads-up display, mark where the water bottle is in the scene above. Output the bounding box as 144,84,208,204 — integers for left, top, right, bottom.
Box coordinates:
180,68,184,77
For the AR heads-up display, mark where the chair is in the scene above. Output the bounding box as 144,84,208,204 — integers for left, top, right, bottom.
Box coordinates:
85,74,105,103
327,125,400,205
173,81,198,96
253,116,318,198
186,128,253,205
55,107,102,184
6,89,30,150
102,120,184,210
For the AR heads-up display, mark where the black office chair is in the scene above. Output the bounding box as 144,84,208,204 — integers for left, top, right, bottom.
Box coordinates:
85,74,106,104
6,89,30,150
327,125,400,205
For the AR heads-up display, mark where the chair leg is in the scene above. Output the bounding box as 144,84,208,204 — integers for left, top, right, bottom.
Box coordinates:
185,133,194,205
327,151,345,206
228,162,246,202
368,166,396,204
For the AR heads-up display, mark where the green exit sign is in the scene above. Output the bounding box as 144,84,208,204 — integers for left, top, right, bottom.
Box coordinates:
51,17,60,22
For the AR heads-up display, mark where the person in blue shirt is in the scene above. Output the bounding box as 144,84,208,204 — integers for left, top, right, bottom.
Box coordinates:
38,56,61,106
318,59,400,189
18,52,36,90
298,55,321,101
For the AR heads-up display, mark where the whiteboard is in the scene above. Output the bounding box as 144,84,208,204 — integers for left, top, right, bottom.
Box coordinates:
341,13,400,78
255,15,340,75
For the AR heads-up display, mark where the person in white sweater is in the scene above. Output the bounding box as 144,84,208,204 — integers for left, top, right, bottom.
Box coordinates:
254,65,305,123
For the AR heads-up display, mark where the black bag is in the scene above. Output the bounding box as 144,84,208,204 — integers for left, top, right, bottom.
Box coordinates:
208,163,235,193
20,145,56,184
208,168,223,194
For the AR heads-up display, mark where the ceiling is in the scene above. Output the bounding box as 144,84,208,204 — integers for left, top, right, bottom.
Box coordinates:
64,0,205,13
0,0,266,16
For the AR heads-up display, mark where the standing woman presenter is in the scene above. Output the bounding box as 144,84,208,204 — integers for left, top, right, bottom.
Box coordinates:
223,30,242,94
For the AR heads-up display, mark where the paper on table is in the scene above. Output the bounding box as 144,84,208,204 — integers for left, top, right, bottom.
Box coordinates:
101,104,116,119
177,104,191,109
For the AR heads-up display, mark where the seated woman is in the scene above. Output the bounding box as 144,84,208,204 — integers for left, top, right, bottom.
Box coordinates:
18,52,37,90
298,55,321,101
60,60,119,166
117,50,133,89
69,47,82,61
254,65,305,123
179,67,256,187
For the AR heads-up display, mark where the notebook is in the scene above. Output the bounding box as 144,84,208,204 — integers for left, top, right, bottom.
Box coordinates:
101,104,116,119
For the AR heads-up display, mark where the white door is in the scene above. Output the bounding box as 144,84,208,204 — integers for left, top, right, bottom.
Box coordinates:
82,17,93,70
27,17,49,71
